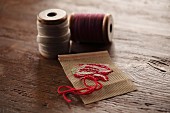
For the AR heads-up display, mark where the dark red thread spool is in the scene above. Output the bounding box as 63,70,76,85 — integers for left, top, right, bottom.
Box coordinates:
69,13,113,44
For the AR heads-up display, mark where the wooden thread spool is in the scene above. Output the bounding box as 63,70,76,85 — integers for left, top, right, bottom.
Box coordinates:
37,9,67,25
69,13,113,44
37,9,70,58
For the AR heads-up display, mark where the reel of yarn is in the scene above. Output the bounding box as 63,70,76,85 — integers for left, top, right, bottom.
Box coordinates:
69,13,113,44
37,9,70,58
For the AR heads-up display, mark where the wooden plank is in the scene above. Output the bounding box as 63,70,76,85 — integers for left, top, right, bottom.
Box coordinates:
0,0,170,113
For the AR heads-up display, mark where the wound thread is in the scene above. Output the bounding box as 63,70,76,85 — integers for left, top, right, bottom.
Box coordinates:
37,9,70,59
69,13,113,44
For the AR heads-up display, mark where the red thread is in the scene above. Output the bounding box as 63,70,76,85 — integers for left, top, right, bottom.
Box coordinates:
58,76,101,103
70,14,105,43
57,64,112,103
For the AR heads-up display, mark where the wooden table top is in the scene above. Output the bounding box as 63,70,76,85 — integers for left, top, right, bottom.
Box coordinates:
0,0,170,113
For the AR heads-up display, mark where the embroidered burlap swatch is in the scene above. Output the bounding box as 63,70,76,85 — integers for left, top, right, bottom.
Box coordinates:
58,51,136,104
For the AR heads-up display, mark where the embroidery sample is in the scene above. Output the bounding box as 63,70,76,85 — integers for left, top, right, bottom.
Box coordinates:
58,51,136,104
58,63,113,102
72,64,113,81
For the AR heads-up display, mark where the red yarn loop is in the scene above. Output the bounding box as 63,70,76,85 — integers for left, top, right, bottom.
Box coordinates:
57,75,102,102
57,64,113,103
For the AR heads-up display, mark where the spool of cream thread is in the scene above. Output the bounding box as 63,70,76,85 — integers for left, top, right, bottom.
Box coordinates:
37,9,70,58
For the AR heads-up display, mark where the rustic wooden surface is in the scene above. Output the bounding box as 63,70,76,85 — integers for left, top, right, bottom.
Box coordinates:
0,0,170,113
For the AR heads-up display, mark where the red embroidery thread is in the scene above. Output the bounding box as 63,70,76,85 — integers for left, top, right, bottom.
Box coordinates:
57,64,113,102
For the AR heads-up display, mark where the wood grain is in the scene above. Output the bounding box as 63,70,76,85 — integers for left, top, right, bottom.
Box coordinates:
0,0,170,113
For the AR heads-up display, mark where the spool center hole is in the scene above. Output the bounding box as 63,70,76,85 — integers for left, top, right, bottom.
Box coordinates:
47,12,57,17
110,24,112,33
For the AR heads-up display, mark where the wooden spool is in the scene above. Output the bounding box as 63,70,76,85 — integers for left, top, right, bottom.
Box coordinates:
37,9,67,25
37,9,70,58
69,13,113,43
